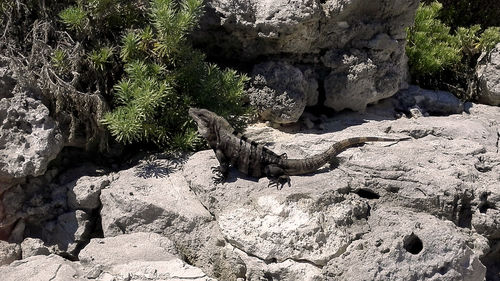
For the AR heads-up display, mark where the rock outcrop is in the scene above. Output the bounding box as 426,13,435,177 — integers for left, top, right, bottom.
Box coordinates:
476,43,500,106
0,233,215,281
394,85,464,116
181,100,499,280
1,94,499,280
0,82,64,239
195,0,419,122
0,91,63,188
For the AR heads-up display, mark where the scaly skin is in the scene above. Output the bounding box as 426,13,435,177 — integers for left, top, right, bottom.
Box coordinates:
189,108,410,189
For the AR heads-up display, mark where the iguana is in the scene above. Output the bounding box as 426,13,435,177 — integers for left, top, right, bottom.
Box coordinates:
189,108,410,189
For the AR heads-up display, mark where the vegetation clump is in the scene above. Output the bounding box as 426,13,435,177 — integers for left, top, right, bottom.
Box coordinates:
406,1,500,100
1,0,249,152
100,0,249,150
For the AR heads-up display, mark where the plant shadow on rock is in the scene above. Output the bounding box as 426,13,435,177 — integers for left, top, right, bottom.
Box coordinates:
134,155,187,179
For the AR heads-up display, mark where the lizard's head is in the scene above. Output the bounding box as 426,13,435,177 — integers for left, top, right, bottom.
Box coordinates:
189,107,233,139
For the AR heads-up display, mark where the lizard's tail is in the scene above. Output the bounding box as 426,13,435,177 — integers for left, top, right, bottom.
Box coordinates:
282,137,410,176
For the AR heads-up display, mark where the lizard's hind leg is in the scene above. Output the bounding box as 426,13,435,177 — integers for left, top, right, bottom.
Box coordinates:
265,164,291,190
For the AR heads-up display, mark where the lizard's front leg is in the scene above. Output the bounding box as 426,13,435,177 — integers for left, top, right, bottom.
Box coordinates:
264,164,291,190
212,148,229,184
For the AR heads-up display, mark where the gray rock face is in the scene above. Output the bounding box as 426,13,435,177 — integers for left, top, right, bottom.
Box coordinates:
182,101,499,280
20,238,51,259
79,232,179,266
99,158,246,279
476,43,500,106
79,233,214,280
218,191,370,265
0,88,64,239
0,92,63,186
42,210,93,257
395,85,464,116
0,235,214,281
324,207,487,281
0,254,85,281
67,175,110,210
0,241,21,266
323,47,406,112
3,99,499,280
194,0,418,119
249,62,311,123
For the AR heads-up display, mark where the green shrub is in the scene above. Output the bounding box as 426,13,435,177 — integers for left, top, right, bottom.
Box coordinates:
479,27,500,52
406,2,460,78
406,1,500,100
101,0,249,150
88,46,114,71
51,49,69,73
59,5,88,31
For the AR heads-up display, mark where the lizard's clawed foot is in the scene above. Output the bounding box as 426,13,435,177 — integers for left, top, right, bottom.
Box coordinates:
211,166,227,184
268,176,291,190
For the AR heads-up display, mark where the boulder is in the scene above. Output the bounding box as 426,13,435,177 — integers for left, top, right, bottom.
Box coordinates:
323,207,487,281
394,85,464,116
0,88,64,238
0,254,85,281
0,241,21,266
0,235,215,281
476,43,500,106
0,92,63,187
79,232,179,266
41,210,93,257
79,232,213,280
67,175,110,210
249,62,311,123
20,238,51,259
99,157,246,279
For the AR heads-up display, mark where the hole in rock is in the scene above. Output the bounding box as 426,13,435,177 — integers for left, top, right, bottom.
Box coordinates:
403,233,423,255
355,188,380,199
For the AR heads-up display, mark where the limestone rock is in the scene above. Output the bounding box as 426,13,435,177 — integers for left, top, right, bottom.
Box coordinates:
67,175,110,210
323,48,405,112
218,192,370,265
196,0,417,59
0,254,85,281
100,159,212,237
0,92,64,186
0,235,214,281
194,0,418,114
79,232,179,266
100,158,246,279
395,85,464,116
476,43,500,106
249,62,311,123
41,210,93,257
323,207,487,281
78,233,215,280
20,238,51,259
0,241,21,266
183,102,500,280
